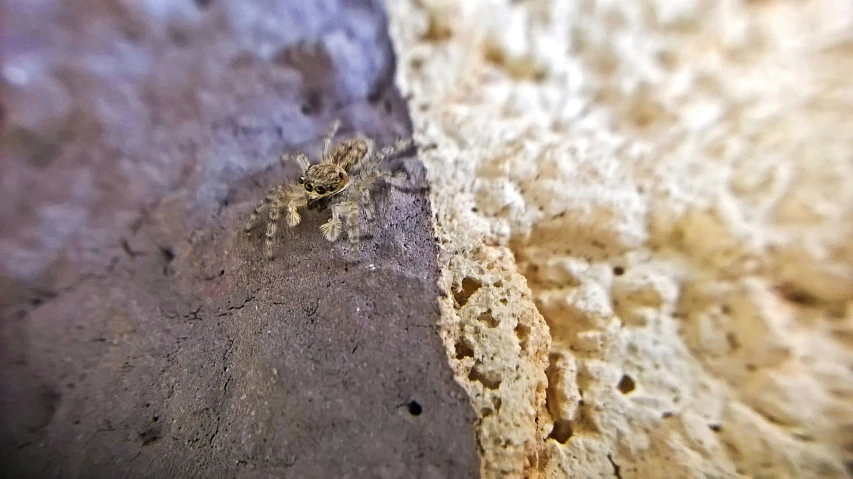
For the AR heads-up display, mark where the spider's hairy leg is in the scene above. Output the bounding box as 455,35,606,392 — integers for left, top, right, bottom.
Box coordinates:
321,119,342,159
351,169,385,220
370,137,414,169
358,187,374,220
265,201,282,259
355,137,377,170
280,151,310,171
355,137,414,193
337,200,361,244
383,169,412,189
245,185,286,233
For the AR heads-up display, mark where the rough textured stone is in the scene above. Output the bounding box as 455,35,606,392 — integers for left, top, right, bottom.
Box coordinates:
387,0,853,478
0,1,479,478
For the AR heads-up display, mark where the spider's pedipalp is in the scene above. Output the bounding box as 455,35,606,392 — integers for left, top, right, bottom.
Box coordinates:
320,215,343,241
285,185,307,227
286,203,301,228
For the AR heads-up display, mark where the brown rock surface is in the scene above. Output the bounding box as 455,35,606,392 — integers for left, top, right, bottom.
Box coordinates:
0,1,479,478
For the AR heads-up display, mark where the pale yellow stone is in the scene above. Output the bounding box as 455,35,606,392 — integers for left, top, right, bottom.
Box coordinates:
387,0,853,477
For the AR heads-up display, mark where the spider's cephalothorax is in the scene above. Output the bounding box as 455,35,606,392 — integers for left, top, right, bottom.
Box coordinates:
297,137,367,200
244,120,412,259
298,164,349,200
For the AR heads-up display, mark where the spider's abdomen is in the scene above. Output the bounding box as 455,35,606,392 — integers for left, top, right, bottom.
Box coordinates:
330,139,369,172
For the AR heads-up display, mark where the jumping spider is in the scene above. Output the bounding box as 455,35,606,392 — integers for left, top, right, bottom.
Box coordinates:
244,120,413,259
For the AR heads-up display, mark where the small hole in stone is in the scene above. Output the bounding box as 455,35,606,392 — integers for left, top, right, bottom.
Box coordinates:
493,280,503,288
613,266,625,276
617,375,636,394
499,298,508,305
548,419,574,443
453,277,482,307
139,427,160,446
726,332,740,351
662,411,673,419
407,400,422,416
468,365,501,389
776,284,820,306
514,322,530,350
477,310,499,328
455,340,474,360
151,415,159,423
423,17,452,42
709,424,722,433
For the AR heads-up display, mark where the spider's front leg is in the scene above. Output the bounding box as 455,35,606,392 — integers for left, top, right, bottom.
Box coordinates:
262,188,308,260
339,201,362,244
321,119,342,159
280,151,311,171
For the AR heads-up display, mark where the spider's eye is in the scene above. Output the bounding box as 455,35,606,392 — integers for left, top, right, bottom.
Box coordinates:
297,177,304,184
338,172,344,179
304,183,313,192
316,186,326,194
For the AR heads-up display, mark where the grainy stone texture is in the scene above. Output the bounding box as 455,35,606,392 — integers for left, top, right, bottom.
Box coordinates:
0,1,479,478
387,0,853,478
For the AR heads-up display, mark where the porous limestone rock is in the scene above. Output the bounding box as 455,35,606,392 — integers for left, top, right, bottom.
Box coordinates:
387,0,853,477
